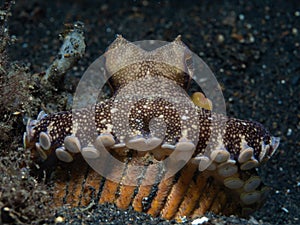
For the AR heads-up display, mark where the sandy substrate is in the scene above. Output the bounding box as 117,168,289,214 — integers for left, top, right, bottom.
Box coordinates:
1,0,299,224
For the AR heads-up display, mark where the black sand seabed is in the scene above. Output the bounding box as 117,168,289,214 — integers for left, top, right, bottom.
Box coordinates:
2,0,299,224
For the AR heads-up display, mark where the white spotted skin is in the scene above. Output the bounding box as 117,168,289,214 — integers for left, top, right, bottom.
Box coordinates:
23,36,280,218
26,97,276,165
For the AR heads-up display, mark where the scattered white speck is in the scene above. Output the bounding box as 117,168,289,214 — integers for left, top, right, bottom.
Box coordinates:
292,28,298,35
100,119,107,124
246,23,252,29
217,34,225,43
181,129,188,137
281,207,289,213
192,216,209,225
110,108,118,113
287,128,292,136
106,124,113,132
249,35,255,43
281,80,286,84
295,11,300,17
192,125,198,129
198,77,208,82
22,42,28,48
181,115,188,120
297,181,300,187
179,216,188,223
55,216,65,223
239,14,245,20
248,216,260,224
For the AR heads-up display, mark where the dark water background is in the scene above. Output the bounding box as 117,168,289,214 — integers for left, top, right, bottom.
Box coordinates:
4,0,300,224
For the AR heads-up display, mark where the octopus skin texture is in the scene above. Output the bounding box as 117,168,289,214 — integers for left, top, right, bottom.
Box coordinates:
24,35,280,220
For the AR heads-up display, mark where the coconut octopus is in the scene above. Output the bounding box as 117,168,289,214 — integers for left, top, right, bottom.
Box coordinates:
23,35,280,220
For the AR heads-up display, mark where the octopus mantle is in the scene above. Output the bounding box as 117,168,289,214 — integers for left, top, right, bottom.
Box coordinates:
24,36,279,220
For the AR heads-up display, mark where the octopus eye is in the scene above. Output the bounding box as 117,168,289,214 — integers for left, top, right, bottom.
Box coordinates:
259,136,280,162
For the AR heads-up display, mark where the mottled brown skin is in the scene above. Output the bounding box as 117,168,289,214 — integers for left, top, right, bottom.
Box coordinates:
24,36,279,220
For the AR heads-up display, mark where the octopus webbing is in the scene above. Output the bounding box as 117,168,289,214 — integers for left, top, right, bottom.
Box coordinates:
23,36,280,220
